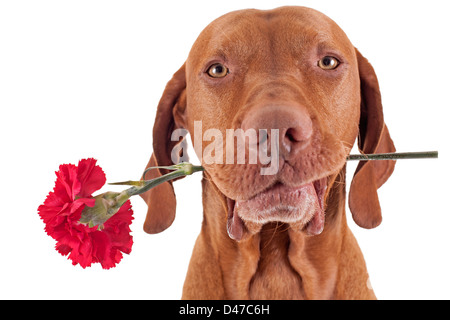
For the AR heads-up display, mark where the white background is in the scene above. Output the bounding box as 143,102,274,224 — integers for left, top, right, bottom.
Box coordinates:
0,0,448,300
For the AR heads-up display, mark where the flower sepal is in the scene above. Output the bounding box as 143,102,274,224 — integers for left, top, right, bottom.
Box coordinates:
79,191,130,228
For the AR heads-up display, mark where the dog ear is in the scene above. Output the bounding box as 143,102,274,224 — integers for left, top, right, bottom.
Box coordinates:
140,64,187,234
348,49,396,229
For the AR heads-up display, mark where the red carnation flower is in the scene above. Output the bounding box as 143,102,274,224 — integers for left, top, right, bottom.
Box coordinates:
38,158,133,269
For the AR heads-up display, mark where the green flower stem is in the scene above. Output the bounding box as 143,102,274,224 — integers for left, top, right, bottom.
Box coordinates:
346,151,438,161
114,163,204,197
125,170,189,197
80,152,436,227
109,152,438,206
114,152,438,198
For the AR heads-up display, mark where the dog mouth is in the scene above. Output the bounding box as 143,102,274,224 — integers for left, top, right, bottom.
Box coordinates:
226,177,328,241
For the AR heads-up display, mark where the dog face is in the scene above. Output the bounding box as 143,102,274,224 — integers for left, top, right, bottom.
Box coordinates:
186,7,358,193
141,6,395,239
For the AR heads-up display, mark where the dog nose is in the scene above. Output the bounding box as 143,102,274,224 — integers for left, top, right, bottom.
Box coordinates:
241,104,313,158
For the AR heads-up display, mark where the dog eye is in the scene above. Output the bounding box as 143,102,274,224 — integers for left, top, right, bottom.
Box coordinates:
207,63,229,78
318,56,340,70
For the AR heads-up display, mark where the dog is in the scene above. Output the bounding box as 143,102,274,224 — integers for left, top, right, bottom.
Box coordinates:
140,6,395,299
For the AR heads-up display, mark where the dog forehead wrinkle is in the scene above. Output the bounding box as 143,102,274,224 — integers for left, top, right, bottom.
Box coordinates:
197,10,306,63
208,17,271,61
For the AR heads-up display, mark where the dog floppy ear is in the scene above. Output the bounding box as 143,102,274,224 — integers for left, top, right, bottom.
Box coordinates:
140,64,187,234
348,49,396,229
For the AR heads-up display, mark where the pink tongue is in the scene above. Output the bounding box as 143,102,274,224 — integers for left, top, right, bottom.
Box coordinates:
305,179,327,235
305,207,324,235
227,198,245,241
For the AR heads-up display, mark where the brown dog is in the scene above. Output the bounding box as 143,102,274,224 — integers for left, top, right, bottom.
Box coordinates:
141,6,395,299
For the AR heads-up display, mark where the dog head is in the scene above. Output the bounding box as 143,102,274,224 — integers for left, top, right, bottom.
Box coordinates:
141,6,395,239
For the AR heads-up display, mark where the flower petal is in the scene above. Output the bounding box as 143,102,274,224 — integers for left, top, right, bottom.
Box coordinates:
53,164,81,202
103,200,134,254
76,158,106,198
38,159,133,269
